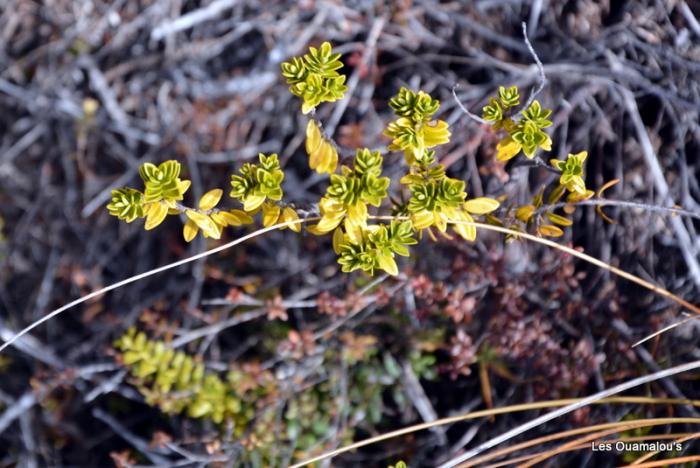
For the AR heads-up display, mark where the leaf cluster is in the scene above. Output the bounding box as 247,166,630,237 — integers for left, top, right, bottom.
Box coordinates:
281,42,348,114
305,119,338,174
334,220,417,275
482,87,553,160
107,160,191,231
230,153,285,211
311,148,390,237
384,87,451,165
114,328,251,429
108,44,607,276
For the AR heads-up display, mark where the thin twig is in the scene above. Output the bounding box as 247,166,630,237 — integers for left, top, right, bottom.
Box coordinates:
4,216,698,359
519,21,546,112
438,359,700,467
536,198,700,221
451,84,489,125
632,313,700,348
0,218,318,355
290,396,700,467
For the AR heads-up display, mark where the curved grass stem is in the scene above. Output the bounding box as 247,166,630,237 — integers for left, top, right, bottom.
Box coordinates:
291,397,700,467
0,217,318,355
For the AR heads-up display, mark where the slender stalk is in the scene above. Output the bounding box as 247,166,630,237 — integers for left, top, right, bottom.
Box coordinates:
289,397,700,467
437,360,700,467
0,217,318,355
484,433,697,468
464,419,698,467
630,431,700,465
369,216,700,316
536,198,700,221
623,456,700,467
518,419,700,467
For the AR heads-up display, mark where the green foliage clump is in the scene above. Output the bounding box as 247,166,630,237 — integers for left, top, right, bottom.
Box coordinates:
107,188,144,223
384,87,450,165
114,327,416,465
281,42,348,114
551,150,588,194
108,44,612,273
139,161,189,204
230,153,285,211
335,220,417,275
113,328,252,430
482,86,553,160
311,148,390,236
388,461,408,468
107,160,191,231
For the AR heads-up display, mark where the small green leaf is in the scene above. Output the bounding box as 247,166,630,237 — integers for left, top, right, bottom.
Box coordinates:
538,224,564,237
546,212,573,226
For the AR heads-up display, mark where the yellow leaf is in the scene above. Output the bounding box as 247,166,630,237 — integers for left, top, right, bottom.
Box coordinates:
332,228,344,254
281,207,301,232
377,253,399,276
464,197,500,214
540,134,552,151
183,220,198,242
319,141,338,174
144,202,168,230
229,210,254,224
211,210,251,226
343,218,363,244
209,212,228,226
178,180,191,195
202,221,223,239
423,120,451,147
243,194,265,212
496,137,521,161
548,185,566,204
262,203,281,227
546,212,573,226
198,189,223,211
185,210,220,239
305,224,328,236
319,197,344,216
515,205,536,222
452,212,476,241
538,224,563,237
434,212,448,232
305,120,322,155
411,210,434,229
307,133,338,174
301,101,315,114
346,202,368,227
317,214,343,232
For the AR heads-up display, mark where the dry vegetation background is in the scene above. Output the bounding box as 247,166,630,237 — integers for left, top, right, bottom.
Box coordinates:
1,0,700,466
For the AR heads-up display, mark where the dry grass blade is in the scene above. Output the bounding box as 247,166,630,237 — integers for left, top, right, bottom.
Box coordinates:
438,359,700,467
0,218,317,355
290,397,700,467
450,220,700,315
632,313,700,348
462,419,700,467
619,456,700,467
371,216,700,316
628,431,700,465
483,433,697,468
518,419,700,467
6,209,696,358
